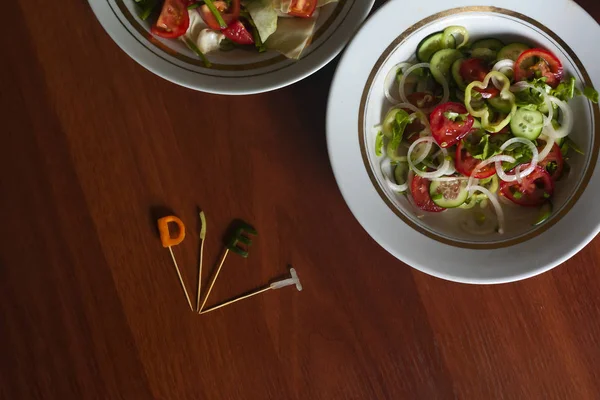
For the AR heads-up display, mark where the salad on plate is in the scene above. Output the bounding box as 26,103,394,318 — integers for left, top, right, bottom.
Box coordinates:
374,26,598,234
134,0,338,66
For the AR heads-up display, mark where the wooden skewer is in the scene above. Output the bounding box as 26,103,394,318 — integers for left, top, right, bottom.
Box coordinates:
200,286,272,315
199,248,230,312
196,211,207,312
169,247,194,311
200,267,302,315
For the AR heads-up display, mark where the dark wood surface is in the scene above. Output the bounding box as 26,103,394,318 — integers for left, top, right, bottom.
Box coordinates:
2,1,600,399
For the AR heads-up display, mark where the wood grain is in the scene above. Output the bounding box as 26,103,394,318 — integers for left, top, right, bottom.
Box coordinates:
1,0,599,399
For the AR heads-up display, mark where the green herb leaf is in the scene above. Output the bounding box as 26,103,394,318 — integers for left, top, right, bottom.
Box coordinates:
550,76,576,101
443,111,470,122
565,137,584,155
583,86,599,104
375,131,384,157
463,133,501,160
184,38,212,68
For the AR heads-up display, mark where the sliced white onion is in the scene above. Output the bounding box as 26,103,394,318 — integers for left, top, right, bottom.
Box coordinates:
515,164,523,184
492,59,515,87
411,141,433,165
537,133,556,161
469,185,506,234
381,158,408,192
511,82,554,126
407,137,450,179
466,155,516,191
547,96,574,138
495,138,539,182
398,63,449,113
384,62,412,104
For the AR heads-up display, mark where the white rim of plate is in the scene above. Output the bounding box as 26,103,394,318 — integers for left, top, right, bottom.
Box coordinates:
88,0,374,95
327,0,600,284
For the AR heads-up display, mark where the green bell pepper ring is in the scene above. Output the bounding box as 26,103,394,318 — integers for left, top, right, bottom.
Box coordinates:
465,71,517,133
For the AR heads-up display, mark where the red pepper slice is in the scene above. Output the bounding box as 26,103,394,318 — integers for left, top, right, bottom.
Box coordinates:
514,48,564,88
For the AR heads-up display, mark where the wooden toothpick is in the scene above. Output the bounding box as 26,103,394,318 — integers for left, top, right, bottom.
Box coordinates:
199,248,230,312
196,211,207,312
200,267,302,315
158,216,193,311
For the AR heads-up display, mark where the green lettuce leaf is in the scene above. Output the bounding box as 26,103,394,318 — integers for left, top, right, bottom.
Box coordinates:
265,13,318,59
243,0,278,43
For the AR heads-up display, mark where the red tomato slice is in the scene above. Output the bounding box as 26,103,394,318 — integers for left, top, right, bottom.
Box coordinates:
429,102,474,148
455,141,496,179
459,58,488,82
514,48,564,88
222,20,254,45
199,0,240,30
407,92,439,109
289,0,317,18
500,164,554,207
538,142,564,181
410,175,445,212
152,0,190,38
459,58,498,98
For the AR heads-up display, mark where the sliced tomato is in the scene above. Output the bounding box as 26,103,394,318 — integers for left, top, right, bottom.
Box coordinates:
222,21,254,45
538,142,564,181
288,0,317,18
514,48,564,88
459,58,498,98
410,175,445,212
459,58,488,82
151,0,190,38
429,102,474,148
455,140,496,179
199,0,240,30
407,92,439,109
500,164,554,207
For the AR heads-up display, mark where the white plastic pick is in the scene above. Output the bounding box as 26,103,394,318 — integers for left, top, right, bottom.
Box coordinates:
270,268,303,291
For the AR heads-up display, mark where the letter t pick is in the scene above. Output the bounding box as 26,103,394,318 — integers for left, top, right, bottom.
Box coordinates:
199,221,257,312
200,267,302,315
157,216,193,311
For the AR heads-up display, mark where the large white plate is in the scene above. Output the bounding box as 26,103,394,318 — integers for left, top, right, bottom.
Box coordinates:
88,0,374,94
327,0,600,284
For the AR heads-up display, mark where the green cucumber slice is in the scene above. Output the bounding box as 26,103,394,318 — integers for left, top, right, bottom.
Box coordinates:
510,108,544,140
451,58,466,89
471,38,504,52
429,179,469,208
417,32,456,62
487,97,514,114
471,48,497,61
394,162,409,187
430,49,463,85
497,43,530,61
382,108,402,138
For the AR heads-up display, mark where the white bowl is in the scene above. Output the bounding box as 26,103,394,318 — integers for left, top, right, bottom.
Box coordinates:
88,0,374,94
327,0,600,284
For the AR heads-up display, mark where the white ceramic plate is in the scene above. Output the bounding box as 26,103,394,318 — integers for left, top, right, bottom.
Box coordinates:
327,0,600,284
88,0,374,94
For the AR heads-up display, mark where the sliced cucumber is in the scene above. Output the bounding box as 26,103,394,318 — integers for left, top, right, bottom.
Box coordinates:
382,108,402,138
430,49,463,85
429,179,469,208
471,48,497,61
487,97,514,114
451,58,466,89
394,162,409,186
417,32,456,62
497,43,529,61
533,202,553,226
510,108,544,140
471,38,504,52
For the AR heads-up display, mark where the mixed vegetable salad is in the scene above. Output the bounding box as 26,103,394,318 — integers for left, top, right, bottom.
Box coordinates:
375,26,599,234
134,0,337,66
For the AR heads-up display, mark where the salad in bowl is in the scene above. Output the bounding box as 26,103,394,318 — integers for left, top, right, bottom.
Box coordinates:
374,25,598,236
134,0,338,65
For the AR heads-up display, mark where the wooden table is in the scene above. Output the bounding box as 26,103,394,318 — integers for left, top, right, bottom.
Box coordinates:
2,1,599,399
